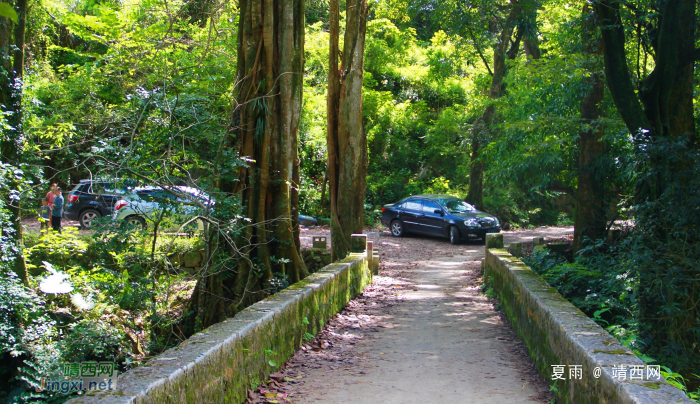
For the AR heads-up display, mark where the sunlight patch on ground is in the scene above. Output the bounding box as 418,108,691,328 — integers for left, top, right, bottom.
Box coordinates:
480,316,503,325
413,284,441,289
379,241,405,248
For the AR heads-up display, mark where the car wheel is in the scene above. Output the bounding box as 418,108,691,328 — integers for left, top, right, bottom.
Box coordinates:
390,220,404,237
449,226,460,245
79,209,101,229
124,216,146,230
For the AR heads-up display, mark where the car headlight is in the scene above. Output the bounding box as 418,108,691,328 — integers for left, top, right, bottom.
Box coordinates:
464,218,479,228
494,218,500,227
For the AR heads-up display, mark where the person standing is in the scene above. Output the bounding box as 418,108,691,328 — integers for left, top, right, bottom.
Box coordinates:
51,187,64,233
46,183,57,207
39,198,51,232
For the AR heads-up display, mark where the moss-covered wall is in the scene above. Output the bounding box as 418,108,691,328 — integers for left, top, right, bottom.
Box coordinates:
68,253,372,404
484,248,693,404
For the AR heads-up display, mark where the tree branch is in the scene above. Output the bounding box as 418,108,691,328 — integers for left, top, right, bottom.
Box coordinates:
466,24,493,76
595,0,652,137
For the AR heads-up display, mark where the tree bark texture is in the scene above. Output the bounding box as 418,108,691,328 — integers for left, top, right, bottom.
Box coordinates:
466,1,524,210
327,0,369,260
185,0,309,333
0,0,28,286
595,0,695,146
595,0,697,375
573,5,608,252
233,0,308,301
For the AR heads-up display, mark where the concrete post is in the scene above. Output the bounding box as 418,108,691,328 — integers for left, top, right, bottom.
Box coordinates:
312,236,327,249
350,234,367,253
372,249,380,275
533,237,545,246
366,240,374,269
485,233,504,249
508,242,523,257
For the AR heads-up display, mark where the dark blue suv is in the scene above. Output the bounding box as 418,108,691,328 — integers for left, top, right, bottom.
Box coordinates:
380,194,501,244
64,179,126,229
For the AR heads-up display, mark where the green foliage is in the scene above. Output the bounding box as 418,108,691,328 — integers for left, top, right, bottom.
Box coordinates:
629,137,700,386
1,218,210,399
525,206,700,400
59,320,130,364
0,271,56,403
0,3,18,23
0,271,53,358
525,243,635,328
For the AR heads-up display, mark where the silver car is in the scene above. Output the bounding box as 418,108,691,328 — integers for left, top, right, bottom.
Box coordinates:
112,186,214,231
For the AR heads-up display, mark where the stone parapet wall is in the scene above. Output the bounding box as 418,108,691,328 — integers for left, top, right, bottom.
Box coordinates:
68,252,372,404
484,247,693,404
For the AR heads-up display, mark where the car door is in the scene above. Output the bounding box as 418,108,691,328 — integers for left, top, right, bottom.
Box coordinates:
149,190,181,229
96,181,123,217
401,200,424,233
420,200,447,236
174,193,203,231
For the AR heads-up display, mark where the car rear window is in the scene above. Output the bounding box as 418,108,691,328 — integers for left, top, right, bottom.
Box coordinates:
94,182,123,195
69,183,84,193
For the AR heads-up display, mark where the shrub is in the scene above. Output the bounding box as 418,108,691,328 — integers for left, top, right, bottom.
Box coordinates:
59,320,131,366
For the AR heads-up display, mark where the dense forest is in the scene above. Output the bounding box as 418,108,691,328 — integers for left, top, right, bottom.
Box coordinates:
0,0,698,401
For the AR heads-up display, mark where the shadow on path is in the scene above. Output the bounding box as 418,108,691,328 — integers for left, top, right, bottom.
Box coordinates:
256,229,562,403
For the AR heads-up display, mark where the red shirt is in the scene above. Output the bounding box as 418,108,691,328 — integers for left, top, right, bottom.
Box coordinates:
46,191,55,205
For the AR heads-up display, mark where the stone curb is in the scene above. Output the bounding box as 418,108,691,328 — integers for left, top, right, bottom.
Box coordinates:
484,248,693,404
67,253,372,403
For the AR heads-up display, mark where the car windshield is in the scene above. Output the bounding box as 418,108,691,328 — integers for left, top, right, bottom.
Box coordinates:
440,198,476,213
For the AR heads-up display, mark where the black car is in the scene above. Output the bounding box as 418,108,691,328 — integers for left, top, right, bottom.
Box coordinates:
64,179,127,229
380,194,501,244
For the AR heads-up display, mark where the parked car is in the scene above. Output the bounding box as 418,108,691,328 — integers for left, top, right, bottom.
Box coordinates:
112,186,214,231
64,179,128,229
299,214,318,227
380,194,501,244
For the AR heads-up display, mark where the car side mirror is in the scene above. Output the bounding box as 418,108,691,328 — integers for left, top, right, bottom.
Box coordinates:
434,209,443,216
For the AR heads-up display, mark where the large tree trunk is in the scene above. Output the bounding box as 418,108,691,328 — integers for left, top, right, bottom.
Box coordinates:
595,0,695,144
291,155,301,253
0,0,28,286
573,5,608,252
595,0,697,378
232,0,308,305
466,2,523,210
327,0,368,260
185,0,308,333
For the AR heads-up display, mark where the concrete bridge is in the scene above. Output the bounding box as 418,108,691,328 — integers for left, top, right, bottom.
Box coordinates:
68,229,692,404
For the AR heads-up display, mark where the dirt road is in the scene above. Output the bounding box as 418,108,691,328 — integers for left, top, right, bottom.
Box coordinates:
253,227,573,403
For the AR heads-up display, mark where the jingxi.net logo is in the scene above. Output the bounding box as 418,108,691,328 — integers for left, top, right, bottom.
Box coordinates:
36,362,118,393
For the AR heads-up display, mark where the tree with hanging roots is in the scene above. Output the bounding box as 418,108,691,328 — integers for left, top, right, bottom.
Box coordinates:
327,0,369,261
184,0,308,333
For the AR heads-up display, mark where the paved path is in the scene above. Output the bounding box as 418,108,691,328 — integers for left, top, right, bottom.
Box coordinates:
275,228,572,403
